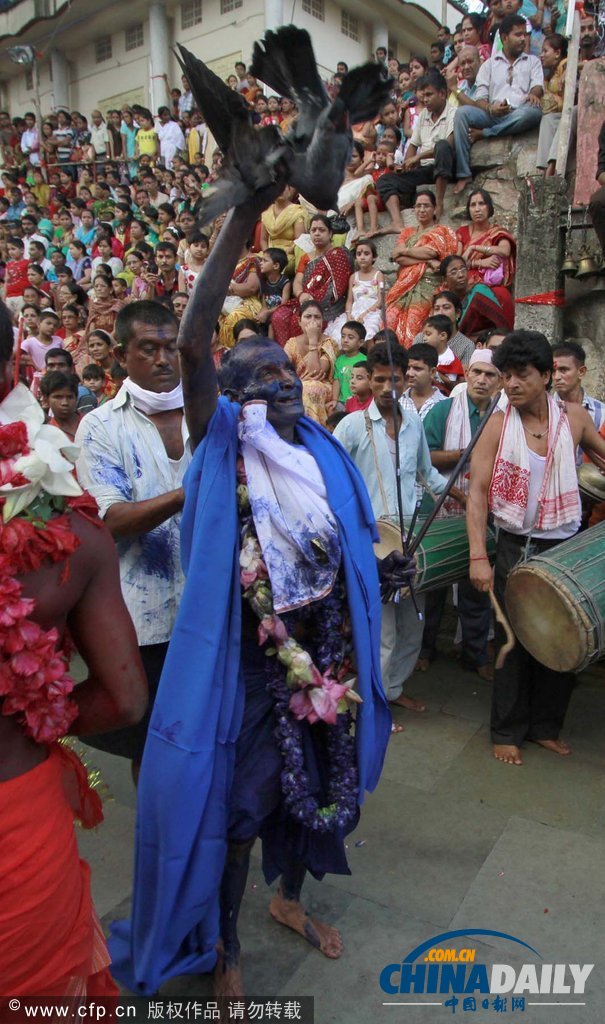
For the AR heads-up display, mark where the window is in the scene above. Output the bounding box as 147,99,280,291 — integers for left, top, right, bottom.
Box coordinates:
341,11,359,41
25,68,33,90
302,0,324,20
181,0,202,28
95,35,112,63
220,0,242,13
125,24,144,51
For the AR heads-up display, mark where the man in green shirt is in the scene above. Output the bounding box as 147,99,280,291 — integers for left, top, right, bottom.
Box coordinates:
419,349,501,679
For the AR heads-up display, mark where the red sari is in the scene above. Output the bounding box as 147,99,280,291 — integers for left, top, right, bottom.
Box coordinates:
456,223,516,288
272,247,352,346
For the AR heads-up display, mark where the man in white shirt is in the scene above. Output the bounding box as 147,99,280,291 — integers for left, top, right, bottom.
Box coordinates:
76,300,191,771
335,343,453,717
377,70,455,225
453,14,543,192
157,107,186,169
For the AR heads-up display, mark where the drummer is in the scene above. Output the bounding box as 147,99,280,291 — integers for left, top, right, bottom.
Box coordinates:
334,343,462,721
420,349,502,680
467,330,605,766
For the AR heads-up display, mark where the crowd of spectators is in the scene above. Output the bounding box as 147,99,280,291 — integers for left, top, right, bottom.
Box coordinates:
0,2,600,429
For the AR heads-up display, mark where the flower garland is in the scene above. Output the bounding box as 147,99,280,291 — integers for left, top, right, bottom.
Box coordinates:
0,386,86,744
237,458,360,833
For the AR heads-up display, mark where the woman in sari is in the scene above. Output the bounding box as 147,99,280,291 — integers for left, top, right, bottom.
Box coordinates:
60,304,88,376
272,214,353,347
259,185,306,275
284,301,338,426
218,242,261,348
456,188,516,288
385,190,458,347
439,254,514,339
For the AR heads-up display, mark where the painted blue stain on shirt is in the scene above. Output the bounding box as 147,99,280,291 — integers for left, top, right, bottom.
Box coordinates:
140,525,174,580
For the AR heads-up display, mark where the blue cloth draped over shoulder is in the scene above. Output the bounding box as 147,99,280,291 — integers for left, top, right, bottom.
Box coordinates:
109,396,391,995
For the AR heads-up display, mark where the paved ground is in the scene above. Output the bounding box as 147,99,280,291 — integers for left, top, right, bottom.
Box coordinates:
78,626,605,1024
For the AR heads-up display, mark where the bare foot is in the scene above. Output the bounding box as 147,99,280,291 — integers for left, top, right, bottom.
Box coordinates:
269,890,343,958
435,204,444,222
377,223,404,235
493,744,523,766
390,693,426,712
415,657,431,672
530,737,572,756
214,943,245,1000
453,178,472,195
391,721,404,734
468,128,484,145
476,664,494,683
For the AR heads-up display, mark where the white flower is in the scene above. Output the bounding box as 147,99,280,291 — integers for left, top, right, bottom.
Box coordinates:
0,384,82,521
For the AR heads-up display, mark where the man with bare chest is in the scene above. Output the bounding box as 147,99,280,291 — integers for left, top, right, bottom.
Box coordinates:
0,301,147,997
76,301,191,769
467,331,605,766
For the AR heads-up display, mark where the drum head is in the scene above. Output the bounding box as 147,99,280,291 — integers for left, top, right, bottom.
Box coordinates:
373,520,403,560
505,567,587,673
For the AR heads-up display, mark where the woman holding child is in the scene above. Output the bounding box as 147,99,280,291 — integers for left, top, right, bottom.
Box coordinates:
456,188,516,289
271,214,353,346
385,190,457,347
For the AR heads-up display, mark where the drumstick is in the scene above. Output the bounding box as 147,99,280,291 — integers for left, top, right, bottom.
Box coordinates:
489,586,515,670
408,390,502,558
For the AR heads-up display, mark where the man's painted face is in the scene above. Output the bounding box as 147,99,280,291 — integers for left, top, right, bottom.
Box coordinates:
230,342,304,432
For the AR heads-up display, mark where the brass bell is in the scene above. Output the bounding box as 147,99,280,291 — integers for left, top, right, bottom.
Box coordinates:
575,245,599,280
561,253,578,276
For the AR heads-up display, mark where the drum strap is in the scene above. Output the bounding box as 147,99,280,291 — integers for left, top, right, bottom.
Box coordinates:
364,411,391,520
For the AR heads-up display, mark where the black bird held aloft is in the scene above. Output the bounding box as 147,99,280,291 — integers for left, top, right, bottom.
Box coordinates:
251,26,392,211
176,26,392,223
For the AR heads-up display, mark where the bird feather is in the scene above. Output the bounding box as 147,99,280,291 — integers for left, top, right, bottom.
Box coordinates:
174,43,250,154
336,63,394,124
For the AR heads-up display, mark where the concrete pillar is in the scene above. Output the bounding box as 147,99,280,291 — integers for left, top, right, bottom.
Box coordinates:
264,0,283,31
514,176,568,343
50,48,69,112
372,20,389,57
149,0,170,114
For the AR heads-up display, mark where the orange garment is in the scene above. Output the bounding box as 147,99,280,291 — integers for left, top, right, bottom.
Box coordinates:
385,224,458,347
0,744,118,998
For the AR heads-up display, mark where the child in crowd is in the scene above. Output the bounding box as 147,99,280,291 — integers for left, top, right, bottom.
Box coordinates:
257,247,291,331
375,101,400,144
345,240,384,340
404,342,446,418
26,264,51,296
4,236,29,313
177,231,210,294
67,239,93,286
20,303,40,337
81,362,108,405
334,321,367,405
345,362,372,412
353,141,395,238
422,314,465,394
21,308,63,396
40,370,81,442
337,141,375,216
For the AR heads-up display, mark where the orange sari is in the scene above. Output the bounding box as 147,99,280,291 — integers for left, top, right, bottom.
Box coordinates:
386,225,457,347
0,744,117,998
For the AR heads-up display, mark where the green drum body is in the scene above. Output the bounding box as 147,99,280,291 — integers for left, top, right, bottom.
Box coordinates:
505,522,605,673
413,516,495,594
374,516,495,595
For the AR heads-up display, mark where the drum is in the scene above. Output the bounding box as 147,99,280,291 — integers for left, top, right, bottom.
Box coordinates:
374,516,495,594
505,522,605,673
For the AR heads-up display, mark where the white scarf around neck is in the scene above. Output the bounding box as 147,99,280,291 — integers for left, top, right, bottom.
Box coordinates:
122,377,183,415
238,401,340,613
